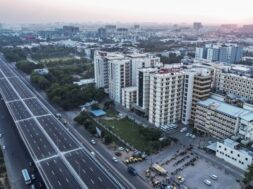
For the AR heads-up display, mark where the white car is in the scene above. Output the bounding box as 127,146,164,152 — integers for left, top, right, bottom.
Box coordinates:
2,146,5,150
90,139,96,145
203,179,212,186
180,127,187,133
90,151,95,156
112,157,118,162
191,134,196,139
210,174,218,180
118,147,124,151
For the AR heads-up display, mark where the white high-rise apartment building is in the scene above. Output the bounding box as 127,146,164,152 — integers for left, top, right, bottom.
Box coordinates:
94,51,125,89
136,67,158,115
127,53,162,86
108,58,131,103
148,68,184,127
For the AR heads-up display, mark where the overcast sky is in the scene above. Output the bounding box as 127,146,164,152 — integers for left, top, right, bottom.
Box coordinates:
0,0,253,25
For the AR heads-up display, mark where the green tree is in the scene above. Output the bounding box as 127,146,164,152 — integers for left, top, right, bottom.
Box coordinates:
244,164,253,184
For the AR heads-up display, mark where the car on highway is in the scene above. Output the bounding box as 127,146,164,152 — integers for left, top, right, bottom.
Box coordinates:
112,157,118,163
203,179,212,186
90,151,95,156
90,139,96,145
128,166,137,176
210,174,218,180
2,145,6,150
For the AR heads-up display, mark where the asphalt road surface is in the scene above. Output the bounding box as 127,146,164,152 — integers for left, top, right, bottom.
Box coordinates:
0,57,138,188
5,57,152,189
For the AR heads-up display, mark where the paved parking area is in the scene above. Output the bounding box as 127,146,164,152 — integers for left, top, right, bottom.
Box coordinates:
181,158,241,189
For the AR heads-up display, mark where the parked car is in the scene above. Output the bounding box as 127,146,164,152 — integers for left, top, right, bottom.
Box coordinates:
203,179,212,186
177,176,185,183
114,152,122,156
210,174,218,180
90,139,96,145
180,127,187,133
118,147,124,151
112,157,118,162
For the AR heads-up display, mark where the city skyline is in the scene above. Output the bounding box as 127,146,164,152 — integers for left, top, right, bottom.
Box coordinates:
1,0,253,25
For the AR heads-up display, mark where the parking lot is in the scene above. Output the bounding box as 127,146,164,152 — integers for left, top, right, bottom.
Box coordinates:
133,144,241,189
181,158,241,189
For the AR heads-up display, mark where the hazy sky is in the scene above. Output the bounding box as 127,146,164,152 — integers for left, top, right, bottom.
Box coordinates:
0,0,253,25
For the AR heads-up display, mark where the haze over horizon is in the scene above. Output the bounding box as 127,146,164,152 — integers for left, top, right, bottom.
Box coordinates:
0,0,253,26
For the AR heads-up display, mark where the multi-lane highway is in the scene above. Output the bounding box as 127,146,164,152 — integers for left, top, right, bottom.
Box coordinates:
0,57,136,189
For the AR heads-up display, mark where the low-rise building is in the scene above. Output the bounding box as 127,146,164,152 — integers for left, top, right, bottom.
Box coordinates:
216,139,253,171
195,98,251,139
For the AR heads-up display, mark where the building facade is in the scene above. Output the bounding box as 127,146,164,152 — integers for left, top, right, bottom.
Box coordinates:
181,68,212,125
194,98,251,139
108,58,131,103
148,68,184,127
128,54,161,86
216,139,253,171
121,87,137,110
215,72,253,102
195,44,243,64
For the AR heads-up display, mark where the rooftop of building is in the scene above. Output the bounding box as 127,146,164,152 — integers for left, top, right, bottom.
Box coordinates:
198,98,252,118
219,138,253,156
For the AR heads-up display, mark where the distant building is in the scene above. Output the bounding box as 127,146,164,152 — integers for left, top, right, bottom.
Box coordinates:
97,27,107,38
195,47,207,59
216,139,253,171
195,44,243,64
105,25,116,33
121,87,137,110
62,25,79,35
134,25,140,30
241,25,253,33
193,22,203,30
